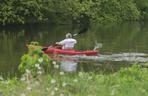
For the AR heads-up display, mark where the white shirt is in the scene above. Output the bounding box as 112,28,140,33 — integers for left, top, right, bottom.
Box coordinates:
59,38,77,49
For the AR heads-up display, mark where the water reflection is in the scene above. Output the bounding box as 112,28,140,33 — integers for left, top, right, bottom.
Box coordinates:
0,22,148,75
60,52,148,63
60,58,78,72
58,52,148,73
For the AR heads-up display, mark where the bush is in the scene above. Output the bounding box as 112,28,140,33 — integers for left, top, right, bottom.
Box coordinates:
0,0,147,25
19,42,49,76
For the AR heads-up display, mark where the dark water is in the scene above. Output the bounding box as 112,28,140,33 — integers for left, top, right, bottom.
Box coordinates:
0,22,148,76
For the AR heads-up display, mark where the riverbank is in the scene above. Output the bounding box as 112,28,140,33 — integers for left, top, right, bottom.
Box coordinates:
0,64,147,96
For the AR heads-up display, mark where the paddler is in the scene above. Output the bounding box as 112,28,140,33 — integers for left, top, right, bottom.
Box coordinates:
56,33,77,50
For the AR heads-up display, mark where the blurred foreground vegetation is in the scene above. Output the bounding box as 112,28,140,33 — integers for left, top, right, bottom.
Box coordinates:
0,65,147,96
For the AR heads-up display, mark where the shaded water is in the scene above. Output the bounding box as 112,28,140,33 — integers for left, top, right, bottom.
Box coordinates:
0,22,148,76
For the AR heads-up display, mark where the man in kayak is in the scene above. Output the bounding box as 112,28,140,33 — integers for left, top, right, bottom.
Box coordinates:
56,33,77,50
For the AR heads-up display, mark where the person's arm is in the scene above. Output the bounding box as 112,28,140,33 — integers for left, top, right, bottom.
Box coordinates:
57,40,65,45
74,39,77,44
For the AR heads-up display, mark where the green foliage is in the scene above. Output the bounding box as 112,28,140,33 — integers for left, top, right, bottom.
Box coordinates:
19,42,49,75
0,77,22,96
118,0,140,20
98,0,121,22
134,0,148,20
118,64,147,82
0,0,147,25
0,0,50,25
0,64,147,96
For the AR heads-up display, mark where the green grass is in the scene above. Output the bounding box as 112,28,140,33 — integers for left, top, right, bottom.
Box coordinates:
0,65,147,96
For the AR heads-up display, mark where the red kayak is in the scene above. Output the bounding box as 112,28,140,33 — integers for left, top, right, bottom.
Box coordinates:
43,47,98,56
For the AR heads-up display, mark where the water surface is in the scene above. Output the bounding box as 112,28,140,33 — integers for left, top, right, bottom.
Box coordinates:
0,22,148,76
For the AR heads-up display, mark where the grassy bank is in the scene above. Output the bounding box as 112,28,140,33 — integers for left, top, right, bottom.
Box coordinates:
0,64,147,96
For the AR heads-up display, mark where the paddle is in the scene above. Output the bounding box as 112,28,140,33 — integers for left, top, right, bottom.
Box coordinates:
73,27,88,37
93,43,103,51
42,34,103,52
42,32,80,52
73,30,103,51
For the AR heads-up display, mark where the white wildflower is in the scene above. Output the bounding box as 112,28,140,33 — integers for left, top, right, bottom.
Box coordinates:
34,81,40,86
60,93,65,96
54,87,58,91
0,76,4,80
35,64,40,68
38,58,43,63
20,93,26,96
25,69,31,74
73,79,78,82
54,64,59,69
52,61,56,65
37,71,42,75
20,77,26,81
26,86,32,91
35,64,42,70
60,71,64,75
38,66,42,70
62,82,67,87
46,88,49,91
78,72,83,77
51,79,56,84
88,76,92,80
51,91,55,96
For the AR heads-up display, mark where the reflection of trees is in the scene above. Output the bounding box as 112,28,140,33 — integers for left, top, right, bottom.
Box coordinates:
0,22,148,75
0,30,23,75
76,22,148,53
109,22,148,53
0,24,74,75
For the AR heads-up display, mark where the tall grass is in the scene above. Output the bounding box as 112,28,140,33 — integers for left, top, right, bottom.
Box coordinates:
0,64,147,96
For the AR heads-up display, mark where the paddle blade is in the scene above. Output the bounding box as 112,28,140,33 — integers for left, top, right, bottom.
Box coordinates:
93,43,103,51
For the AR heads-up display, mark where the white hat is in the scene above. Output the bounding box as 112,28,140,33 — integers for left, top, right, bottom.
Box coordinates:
66,33,72,38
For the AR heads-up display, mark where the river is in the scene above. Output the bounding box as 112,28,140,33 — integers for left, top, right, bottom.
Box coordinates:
0,22,148,76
